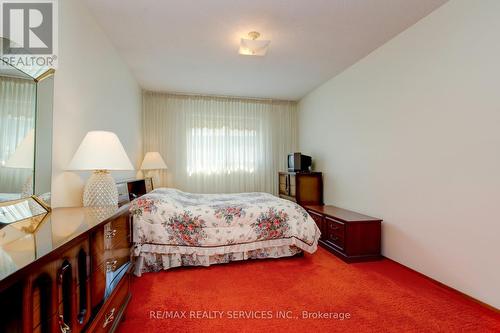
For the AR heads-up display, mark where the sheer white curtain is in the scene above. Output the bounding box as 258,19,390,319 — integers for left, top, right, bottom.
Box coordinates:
143,92,297,194
0,76,36,194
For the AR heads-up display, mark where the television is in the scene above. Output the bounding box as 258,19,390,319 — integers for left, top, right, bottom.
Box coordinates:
288,153,312,172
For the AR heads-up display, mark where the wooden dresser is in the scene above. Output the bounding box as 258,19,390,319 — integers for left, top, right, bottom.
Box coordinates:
0,206,131,333
278,172,323,206
305,205,382,262
0,179,152,333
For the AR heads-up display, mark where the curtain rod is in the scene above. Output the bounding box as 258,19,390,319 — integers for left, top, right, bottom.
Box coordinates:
143,89,298,104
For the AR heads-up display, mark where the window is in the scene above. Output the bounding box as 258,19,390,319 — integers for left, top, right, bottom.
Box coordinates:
142,92,297,194
187,126,258,176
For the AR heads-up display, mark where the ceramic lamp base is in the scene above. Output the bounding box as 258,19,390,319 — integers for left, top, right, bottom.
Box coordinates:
83,170,118,207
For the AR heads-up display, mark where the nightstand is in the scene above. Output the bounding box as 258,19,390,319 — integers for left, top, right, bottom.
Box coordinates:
116,178,153,207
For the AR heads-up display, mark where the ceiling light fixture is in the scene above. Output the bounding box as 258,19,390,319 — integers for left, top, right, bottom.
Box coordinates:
238,31,270,56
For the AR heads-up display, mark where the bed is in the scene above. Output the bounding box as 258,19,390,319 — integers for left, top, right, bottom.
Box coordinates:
130,188,320,276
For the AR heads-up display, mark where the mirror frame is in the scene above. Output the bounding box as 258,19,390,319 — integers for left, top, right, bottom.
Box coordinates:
0,195,51,233
1,37,55,207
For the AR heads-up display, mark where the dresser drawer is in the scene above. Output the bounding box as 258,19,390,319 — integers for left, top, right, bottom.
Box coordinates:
94,217,130,273
94,252,130,276
308,210,323,225
105,216,130,250
91,214,130,311
326,233,344,250
325,216,345,250
325,217,345,238
88,274,130,333
307,210,325,239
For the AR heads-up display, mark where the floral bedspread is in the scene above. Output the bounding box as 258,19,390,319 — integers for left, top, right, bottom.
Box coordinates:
130,188,320,275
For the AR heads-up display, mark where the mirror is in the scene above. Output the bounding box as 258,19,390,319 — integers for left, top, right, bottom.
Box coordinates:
0,37,54,205
0,196,50,232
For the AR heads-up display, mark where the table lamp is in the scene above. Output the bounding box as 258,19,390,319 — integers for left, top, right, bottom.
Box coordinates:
68,131,134,207
4,129,35,197
140,152,167,187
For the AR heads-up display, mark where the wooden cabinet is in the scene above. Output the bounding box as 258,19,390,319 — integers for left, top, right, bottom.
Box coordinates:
117,178,153,207
0,178,153,332
278,172,323,206
0,206,132,333
306,205,382,262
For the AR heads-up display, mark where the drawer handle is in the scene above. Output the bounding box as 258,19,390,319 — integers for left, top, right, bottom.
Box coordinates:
331,236,339,241
103,308,115,328
58,261,71,284
57,263,72,333
106,259,118,272
105,229,117,239
59,314,71,333
330,225,340,230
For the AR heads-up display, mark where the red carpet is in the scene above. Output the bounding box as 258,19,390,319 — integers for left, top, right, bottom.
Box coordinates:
117,248,500,332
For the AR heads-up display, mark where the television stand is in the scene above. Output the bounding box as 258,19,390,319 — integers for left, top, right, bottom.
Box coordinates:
278,171,323,206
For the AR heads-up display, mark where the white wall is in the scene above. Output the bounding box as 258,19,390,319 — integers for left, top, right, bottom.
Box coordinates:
298,0,500,309
51,0,142,207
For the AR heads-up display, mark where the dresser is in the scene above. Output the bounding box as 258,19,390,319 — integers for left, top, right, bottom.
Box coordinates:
305,205,382,262
278,172,323,206
0,206,132,333
0,179,152,333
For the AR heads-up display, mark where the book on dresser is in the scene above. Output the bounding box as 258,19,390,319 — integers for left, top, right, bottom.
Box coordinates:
278,171,323,206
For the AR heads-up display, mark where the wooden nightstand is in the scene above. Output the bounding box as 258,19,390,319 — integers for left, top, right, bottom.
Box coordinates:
305,205,382,262
116,178,153,207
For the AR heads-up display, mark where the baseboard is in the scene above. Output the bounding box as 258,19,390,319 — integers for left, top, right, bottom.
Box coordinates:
382,256,499,313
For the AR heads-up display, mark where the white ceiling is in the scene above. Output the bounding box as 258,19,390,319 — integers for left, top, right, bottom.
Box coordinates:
83,0,447,101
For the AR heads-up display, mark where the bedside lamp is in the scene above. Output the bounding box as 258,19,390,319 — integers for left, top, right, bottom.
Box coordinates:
68,131,134,207
140,152,167,187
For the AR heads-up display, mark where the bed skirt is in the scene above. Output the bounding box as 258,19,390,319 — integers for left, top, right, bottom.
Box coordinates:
133,242,306,276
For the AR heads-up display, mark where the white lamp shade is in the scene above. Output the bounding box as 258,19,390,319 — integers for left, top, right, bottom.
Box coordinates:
140,152,168,170
67,131,134,171
5,129,35,169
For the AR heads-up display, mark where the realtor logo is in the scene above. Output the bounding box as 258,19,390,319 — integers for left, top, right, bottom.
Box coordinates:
2,1,53,54
0,0,58,68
